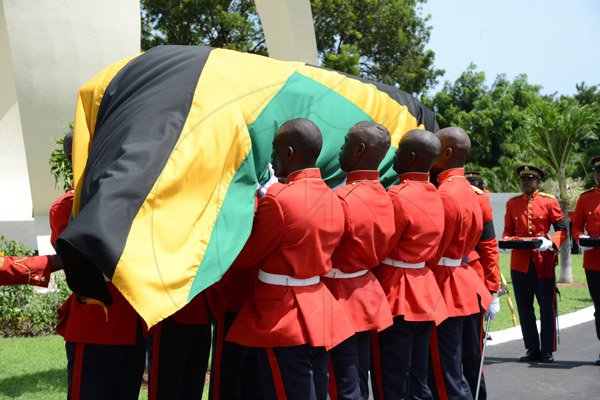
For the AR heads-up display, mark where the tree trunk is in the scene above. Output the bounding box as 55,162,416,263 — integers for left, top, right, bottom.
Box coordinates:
557,168,572,283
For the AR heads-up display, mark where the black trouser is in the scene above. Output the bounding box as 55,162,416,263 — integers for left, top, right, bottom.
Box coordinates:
372,316,434,400
511,260,556,354
66,326,146,400
585,269,600,342
429,316,472,400
329,333,365,399
462,311,486,400
148,317,211,400
210,311,262,400
257,344,329,400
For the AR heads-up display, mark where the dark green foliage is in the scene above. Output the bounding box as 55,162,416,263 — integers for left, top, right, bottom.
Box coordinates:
0,237,69,337
49,137,73,192
140,0,443,94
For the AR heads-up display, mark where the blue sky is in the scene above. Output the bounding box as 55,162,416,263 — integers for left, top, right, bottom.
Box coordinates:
422,0,600,95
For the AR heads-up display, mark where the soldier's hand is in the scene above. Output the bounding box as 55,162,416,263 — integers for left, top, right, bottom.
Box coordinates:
257,163,278,199
578,235,593,251
485,297,500,320
538,237,553,251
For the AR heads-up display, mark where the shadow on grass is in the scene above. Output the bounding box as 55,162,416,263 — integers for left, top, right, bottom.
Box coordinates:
486,356,595,369
0,368,65,397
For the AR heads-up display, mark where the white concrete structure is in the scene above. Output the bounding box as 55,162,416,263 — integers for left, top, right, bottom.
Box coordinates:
0,0,140,248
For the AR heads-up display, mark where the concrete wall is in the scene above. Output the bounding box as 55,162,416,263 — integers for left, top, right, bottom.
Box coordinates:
0,0,140,247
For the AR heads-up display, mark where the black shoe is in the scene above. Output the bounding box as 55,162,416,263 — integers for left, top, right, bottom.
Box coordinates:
595,355,600,366
540,352,554,363
519,349,541,362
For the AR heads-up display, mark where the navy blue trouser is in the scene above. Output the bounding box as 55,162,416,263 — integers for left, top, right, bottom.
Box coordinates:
257,344,329,400
329,333,367,399
148,317,211,400
372,316,434,400
585,269,600,342
511,261,556,354
66,325,146,400
429,316,473,400
462,311,486,400
209,311,262,400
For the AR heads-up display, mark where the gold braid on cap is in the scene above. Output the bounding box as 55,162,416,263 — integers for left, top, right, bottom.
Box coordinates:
519,166,541,179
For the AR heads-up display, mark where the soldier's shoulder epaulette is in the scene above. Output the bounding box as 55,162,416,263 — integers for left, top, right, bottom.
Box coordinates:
335,183,361,199
471,185,484,195
580,188,596,196
539,192,556,200
508,194,522,202
265,182,287,197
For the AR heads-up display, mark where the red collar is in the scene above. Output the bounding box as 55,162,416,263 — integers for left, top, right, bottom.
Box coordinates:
346,170,380,183
398,172,430,183
524,190,539,200
437,168,465,184
286,168,322,183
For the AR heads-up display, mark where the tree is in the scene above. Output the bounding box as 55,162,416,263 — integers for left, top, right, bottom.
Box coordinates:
524,99,599,282
140,0,443,94
423,64,546,191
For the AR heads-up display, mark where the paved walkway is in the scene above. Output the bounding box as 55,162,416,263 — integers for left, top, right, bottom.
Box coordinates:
485,318,600,399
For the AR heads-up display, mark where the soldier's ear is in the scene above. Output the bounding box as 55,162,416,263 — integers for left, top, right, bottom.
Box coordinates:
445,147,453,159
409,151,416,162
357,142,366,157
286,146,294,161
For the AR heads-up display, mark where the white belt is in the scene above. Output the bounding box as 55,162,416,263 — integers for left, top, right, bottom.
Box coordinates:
382,258,425,269
438,257,462,267
323,268,369,279
258,269,320,287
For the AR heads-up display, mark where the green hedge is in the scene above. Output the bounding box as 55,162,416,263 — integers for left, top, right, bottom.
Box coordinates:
0,237,70,337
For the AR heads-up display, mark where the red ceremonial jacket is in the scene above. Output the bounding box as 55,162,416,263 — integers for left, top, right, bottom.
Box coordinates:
428,168,492,317
467,189,501,292
572,188,600,271
0,255,52,286
226,168,355,349
322,170,394,333
503,191,566,278
372,172,448,325
53,190,144,345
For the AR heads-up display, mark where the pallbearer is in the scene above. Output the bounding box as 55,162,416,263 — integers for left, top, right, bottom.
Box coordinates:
226,118,355,400
571,156,600,365
503,165,567,363
324,121,394,400
371,129,448,400
427,127,492,400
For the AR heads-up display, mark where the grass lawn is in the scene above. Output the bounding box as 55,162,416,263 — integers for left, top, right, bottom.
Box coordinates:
0,253,592,398
491,252,593,331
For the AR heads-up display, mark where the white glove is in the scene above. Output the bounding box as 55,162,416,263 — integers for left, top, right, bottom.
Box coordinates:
257,164,278,199
538,237,554,252
333,178,347,190
578,235,593,251
484,297,500,320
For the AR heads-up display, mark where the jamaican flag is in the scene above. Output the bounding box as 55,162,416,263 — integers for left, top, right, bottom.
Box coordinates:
56,45,437,327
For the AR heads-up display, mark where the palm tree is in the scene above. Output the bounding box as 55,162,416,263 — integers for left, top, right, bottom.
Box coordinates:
525,99,598,283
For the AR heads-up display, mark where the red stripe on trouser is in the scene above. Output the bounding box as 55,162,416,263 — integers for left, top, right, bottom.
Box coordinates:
70,343,85,400
212,317,224,399
328,360,338,400
429,327,449,400
266,348,288,400
149,322,163,400
370,332,385,399
552,291,557,352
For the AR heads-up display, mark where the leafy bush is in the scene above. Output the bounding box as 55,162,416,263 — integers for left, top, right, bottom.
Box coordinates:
0,237,70,337
49,134,73,191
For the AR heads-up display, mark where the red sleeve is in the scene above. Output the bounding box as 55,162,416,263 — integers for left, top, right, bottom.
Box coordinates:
232,194,285,269
549,199,567,249
435,193,460,263
384,192,409,258
0,255,52,287
503,201,515,238
476,195,500,291
49,196,73,248
572,195,586,242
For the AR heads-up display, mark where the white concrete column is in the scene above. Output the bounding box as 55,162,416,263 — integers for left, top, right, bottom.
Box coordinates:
255,0,318,64
1,0,141,244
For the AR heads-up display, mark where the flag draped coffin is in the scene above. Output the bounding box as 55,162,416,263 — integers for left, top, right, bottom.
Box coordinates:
56,45,438,327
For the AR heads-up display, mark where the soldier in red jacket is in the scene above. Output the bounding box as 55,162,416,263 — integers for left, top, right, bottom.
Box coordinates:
427,127,493,400
371,129,448,400
571,156,600,365
226,118,355,400
323,121,395,400
53,130,147,400
503,165,567,363
463,172,501,400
